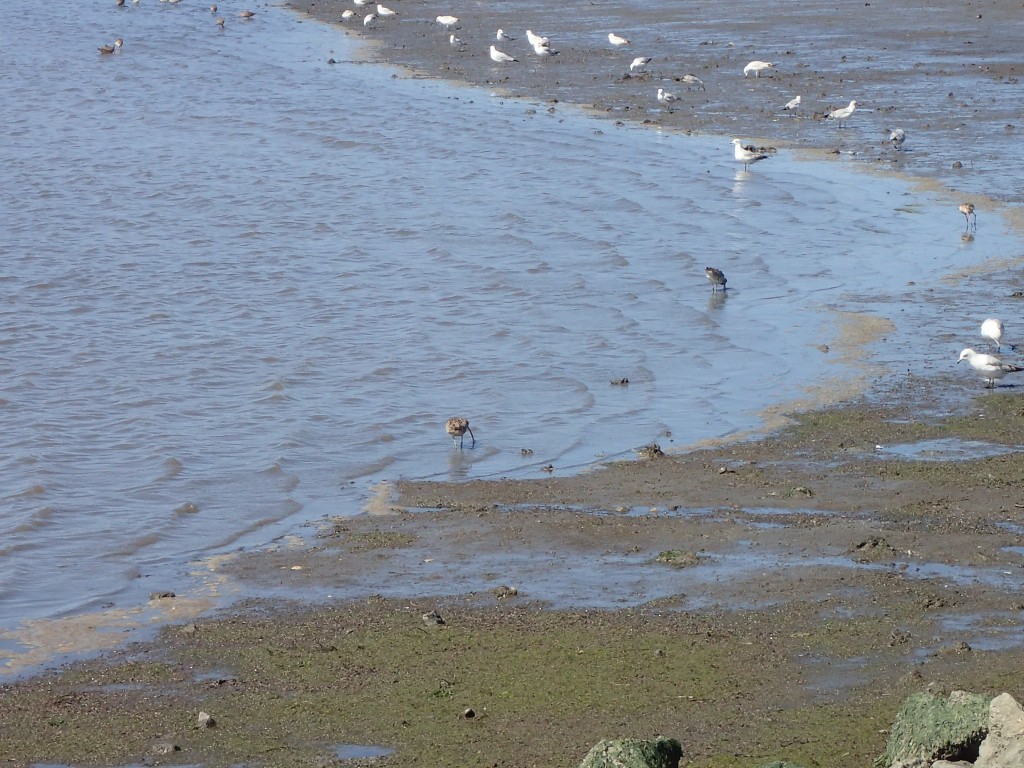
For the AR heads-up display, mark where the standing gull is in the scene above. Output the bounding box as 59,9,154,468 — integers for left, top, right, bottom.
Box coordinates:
449,33,465,49
959,202,977,231
532,41,557,56
363,12,375,26
958,348,1023,388
445,417,475,448
743,60,775,77
436,15,459,28
732,138,769,170
890,128,906,151
490,45,517,63
826,100,857,127
680,74,705,90
705,267,727,292
376,4,397,18
526,30,549,48
656,88,680,109
981,318,1006,351
782,95,801,112
496,29,515,41
608,32,630,47
629,56,652,73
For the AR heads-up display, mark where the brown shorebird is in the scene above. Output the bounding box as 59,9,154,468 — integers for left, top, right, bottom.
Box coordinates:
445,417,475,448
239,9,255,18
99,38,124,54
216,16,225,27
959,202,977,231
705,267,727,292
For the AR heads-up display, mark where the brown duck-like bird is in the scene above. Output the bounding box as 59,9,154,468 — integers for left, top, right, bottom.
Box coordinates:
98,38,124,54
705,266,727,292
445,417,475,448
239,9,256,18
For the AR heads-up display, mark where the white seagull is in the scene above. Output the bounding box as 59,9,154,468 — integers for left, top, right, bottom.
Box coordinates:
526,30,549,47
496,28,515,41
608,32,630,47
733,138,769,171
680,74,705,90
981,318,1007,351
743,60,775,77
363,12,375,26
449,33,465,49
958,348,1023,388
783,95,801,111
629,56,652,72
657,88,680,108
436,15,459,28
376,4,396,17
341,9,355,19
532,41,557,56
890,128,906,150
827,100,857,126
490,45,517,63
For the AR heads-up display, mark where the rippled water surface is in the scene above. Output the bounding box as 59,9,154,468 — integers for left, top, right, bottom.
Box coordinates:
1,0,1022,645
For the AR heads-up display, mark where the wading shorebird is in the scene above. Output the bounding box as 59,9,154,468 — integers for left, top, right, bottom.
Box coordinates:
732,138,769,171
981,318,1007,351
958,348,1023,388
238,9,255,18
216,16,225,27
743,60,774,77
98,38,123,54
826,100,857,127
445,417,475,448
705,267,727,292
959,202,977,231
890,128,906,151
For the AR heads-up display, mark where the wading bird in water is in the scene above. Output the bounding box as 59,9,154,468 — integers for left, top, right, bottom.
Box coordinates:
732,138,768,171
981,318,1007,351
446,417,475,448
959,202,977,232
705,267,727,292
98,38,123,54
958,348,1023,388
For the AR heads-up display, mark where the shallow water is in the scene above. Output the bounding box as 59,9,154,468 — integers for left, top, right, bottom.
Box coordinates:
1,0,1023,661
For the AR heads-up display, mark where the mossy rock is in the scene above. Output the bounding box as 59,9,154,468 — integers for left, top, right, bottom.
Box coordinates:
877,691,990,767
579,737,683,768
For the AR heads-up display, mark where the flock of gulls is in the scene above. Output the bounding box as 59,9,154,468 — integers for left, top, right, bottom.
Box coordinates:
98,1,1018,447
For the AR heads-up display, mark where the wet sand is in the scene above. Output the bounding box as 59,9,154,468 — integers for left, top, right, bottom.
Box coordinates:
2,2,1024,766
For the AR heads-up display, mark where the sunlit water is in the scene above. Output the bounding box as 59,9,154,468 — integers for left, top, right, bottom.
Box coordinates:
1,0,1021,648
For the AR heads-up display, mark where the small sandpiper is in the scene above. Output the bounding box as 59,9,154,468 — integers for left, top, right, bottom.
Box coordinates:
445,417,475,448
705,267,727,292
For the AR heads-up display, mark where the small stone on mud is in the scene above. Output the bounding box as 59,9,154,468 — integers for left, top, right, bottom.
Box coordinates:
654,550,702,567
180,623,198,635
198,711,216,728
